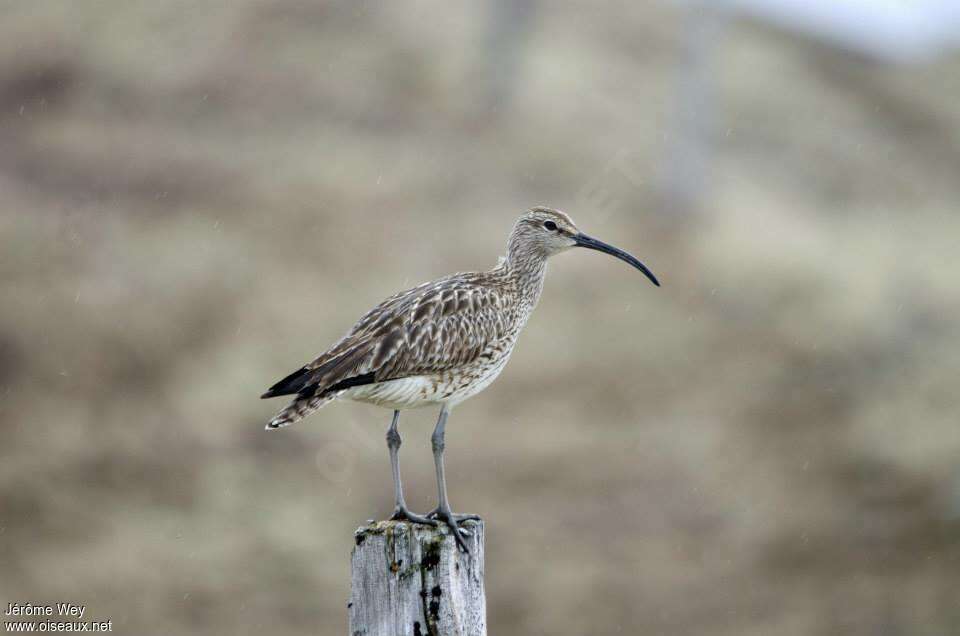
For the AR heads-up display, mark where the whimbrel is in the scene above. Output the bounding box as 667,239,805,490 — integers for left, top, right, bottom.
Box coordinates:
261,207,659,550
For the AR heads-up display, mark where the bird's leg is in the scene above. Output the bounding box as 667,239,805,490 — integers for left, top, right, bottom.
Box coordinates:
425,407,480,525
427,406,478,552
386,410,435,526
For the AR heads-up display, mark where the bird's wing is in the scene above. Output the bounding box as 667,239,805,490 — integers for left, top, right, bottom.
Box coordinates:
261,274,513,399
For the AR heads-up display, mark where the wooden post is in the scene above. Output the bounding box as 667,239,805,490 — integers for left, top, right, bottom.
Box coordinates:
348,519,486,636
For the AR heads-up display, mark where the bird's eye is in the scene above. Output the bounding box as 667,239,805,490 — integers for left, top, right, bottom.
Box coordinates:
543,220,558,232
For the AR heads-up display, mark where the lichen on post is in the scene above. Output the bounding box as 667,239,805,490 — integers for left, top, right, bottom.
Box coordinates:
348,519,486,636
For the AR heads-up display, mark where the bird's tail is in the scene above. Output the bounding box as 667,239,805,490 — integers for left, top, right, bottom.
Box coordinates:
265,393,336,430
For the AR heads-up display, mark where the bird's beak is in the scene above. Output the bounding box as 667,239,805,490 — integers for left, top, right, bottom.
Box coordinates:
572,233,660,287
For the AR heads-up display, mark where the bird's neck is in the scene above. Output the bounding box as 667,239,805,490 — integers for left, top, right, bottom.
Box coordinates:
500,248,548,306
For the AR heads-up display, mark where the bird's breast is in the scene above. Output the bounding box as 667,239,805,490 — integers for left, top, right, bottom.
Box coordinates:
437,343,516,406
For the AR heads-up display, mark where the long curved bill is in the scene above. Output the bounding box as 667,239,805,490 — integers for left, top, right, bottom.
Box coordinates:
573,233,660,287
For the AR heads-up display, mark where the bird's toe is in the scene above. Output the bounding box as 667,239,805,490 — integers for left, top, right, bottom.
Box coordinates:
389,506,437,526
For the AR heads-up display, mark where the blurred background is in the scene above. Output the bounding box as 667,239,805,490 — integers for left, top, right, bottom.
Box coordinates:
2,1,960,634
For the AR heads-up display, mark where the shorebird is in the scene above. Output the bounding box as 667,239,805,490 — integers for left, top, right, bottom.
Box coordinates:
261,206,659,551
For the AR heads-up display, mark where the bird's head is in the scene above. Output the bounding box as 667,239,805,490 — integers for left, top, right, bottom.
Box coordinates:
508,206,659,286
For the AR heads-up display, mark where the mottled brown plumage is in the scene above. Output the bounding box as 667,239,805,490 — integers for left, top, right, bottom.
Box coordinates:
263,208,562,428
260,206,659,550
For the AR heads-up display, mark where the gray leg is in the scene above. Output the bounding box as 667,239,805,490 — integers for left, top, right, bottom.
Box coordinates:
386,410,435,526
428,405,480,552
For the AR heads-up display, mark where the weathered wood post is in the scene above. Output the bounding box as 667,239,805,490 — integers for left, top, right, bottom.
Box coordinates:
349,519,486,636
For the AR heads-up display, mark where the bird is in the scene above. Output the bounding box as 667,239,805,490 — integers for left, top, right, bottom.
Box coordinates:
261,206,659,551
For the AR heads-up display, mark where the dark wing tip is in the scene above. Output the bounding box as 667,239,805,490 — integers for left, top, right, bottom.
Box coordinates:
261,366,312,399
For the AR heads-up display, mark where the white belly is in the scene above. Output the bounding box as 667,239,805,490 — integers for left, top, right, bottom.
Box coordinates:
343,376,442,410
341,350,513,410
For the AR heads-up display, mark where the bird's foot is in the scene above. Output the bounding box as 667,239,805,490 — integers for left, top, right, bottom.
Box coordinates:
389,504,437,526
427,507,480,553
426,508,481,524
